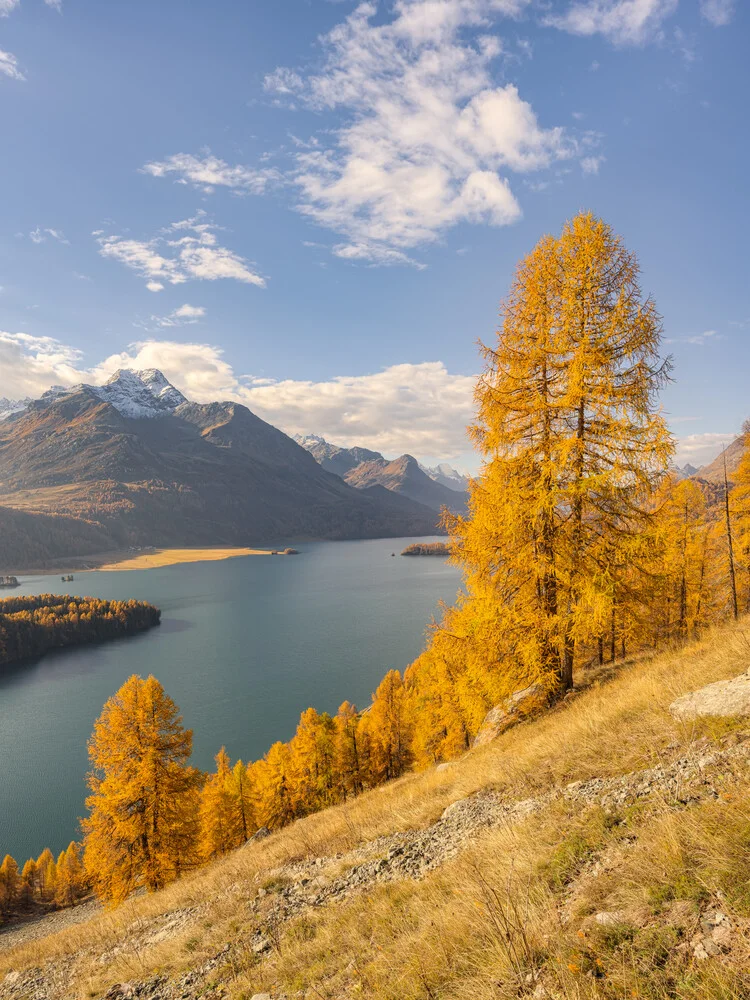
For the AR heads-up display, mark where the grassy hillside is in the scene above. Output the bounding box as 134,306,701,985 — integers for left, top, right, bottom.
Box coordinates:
2,620,750,999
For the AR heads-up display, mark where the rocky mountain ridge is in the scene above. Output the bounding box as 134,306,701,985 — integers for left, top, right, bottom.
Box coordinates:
0,370,442,569
295,433,468,513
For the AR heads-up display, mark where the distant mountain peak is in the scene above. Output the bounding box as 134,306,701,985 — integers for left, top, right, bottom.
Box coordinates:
89,368,187,418
0,369,188,423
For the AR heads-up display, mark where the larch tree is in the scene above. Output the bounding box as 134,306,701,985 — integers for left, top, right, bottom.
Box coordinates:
232,759,255,841
367,670,412,782
730,426,750,612
82,674,201,905
333,701,364,798
446,212,672,695
19,858,36,908
0,855,19,917
198,747,243,860
289,707,337,815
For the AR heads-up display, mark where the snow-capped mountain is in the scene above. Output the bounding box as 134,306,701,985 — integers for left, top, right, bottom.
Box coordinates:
84,369,187,418
0,397,31,421
0,369,188,422
419,462,470,493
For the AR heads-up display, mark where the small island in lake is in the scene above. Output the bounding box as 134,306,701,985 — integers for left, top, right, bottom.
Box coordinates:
0,594,161,667
401,542,451,556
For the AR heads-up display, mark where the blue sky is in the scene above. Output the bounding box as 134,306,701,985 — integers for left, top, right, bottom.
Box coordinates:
0,0,746,469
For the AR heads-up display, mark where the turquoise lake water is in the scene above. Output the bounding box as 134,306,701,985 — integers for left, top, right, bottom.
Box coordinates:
0,536,461,862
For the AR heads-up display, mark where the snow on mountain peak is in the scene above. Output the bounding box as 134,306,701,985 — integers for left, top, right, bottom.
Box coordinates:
90,368,187,417
0,397,31,421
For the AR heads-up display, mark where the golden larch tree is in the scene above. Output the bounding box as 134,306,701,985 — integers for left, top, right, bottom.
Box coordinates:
82,674,201,905
446,211,672,695
198,747,244,860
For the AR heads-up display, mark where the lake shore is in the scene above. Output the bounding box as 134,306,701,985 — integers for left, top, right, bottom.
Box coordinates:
4,547,290,577
97,547,285,571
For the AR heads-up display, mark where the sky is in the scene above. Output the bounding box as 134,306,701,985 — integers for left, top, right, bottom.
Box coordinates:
0,0,746,470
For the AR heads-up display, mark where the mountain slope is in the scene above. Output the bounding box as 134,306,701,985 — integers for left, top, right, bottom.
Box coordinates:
695,434,745,484
296,435,468,513
0,372,442,566
345,453,467,513
3,620,750,999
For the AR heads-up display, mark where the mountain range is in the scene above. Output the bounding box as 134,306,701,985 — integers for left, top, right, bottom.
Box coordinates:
294,434,469,513
0,370,444,571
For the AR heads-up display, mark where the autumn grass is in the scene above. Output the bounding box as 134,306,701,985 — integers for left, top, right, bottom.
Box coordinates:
3,618,750,998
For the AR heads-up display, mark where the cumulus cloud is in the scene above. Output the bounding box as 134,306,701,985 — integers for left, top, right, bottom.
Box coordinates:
0,331,84,398
699,0,734,25
546,0,679,45
96,213,266,290
275,0,574,260
0,48,24,81
142,0,579,268
0,332,475,458
2,331,742,466
674,431,736,467
141,152,280,195
0,0,21,14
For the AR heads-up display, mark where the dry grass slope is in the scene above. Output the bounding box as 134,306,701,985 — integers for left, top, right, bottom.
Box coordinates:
3,620,750,999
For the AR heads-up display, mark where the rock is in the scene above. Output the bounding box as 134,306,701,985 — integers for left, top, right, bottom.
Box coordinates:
252,936,272,955
472,683,547,747
669,672,750,720
436,761,456,772
103,986,135,1000
250,995,272,1000
247,826,271,843
594,910,627,927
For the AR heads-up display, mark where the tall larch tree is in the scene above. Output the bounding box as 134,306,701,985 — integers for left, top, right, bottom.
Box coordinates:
446,212,672,695
82,674,202,905
0,855,19,918
199,747,243,860
367,671,413,782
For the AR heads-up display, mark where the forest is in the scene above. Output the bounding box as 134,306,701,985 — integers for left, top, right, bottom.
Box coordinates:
401,542,451,556
0,595,161,667
5,212,750,913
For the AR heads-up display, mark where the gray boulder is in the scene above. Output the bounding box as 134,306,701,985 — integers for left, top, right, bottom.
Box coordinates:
669,672,750,720
472,683,546,747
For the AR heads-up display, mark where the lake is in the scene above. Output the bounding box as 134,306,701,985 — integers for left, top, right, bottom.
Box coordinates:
0,537,461,863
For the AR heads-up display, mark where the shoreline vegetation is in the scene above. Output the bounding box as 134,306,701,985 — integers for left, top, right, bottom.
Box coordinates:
401,542,451,556
0,595,161,668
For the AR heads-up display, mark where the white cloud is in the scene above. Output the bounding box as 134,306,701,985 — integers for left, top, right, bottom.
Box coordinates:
0,0,20,15
581,155,605,174
0,331,83,398
332,242,427,269
263,67,304,95
44,0,62,11
699,0,734,25
263,0,576,264
0,331,476,458
2,330,743,467
546,0,679,46
665,329,723,346
28,227,70,245
149,304,206,328
0,48,24,81
141,152,280,195
675,431,736,467
97,213,266,289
